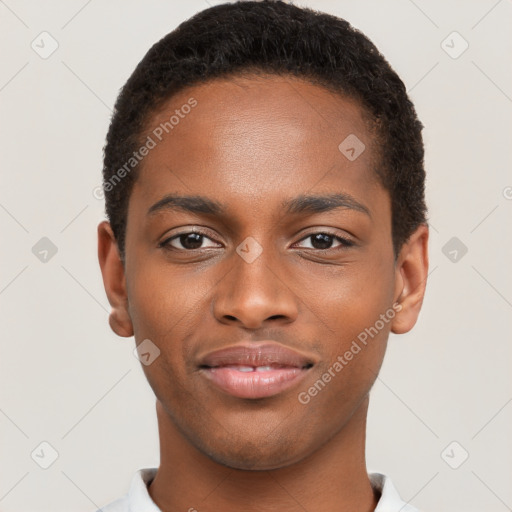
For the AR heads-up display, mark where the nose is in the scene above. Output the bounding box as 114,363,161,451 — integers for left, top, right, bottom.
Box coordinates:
212,243,299,330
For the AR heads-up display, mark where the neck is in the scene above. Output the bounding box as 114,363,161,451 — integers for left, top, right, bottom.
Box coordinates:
148,395,378,512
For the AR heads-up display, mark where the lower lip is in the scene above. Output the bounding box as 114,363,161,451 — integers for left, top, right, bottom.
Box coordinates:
200,366,310,399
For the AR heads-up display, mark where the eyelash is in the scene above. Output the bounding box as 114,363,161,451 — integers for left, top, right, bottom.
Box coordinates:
159,230,354,252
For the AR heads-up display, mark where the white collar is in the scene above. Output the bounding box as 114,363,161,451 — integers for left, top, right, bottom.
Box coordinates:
369,472,420,511
101,467,419,512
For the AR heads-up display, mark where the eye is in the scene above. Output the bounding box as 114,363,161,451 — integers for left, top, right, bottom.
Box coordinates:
159,231,221,251
294,232,354,250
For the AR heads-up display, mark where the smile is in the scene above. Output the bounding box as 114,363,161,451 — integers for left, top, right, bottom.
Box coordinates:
197,341,316,399
200,364,312,399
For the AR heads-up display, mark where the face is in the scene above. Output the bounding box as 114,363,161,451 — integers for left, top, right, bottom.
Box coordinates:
99,74,427,470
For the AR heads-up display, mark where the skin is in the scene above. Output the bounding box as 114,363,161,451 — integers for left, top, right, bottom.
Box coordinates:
98,74,429,512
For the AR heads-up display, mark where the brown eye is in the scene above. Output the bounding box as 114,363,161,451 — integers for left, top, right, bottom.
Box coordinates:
295,232,354,250
160,231,220,251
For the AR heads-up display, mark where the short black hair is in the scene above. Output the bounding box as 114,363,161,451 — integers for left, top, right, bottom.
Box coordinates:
102,0,427,260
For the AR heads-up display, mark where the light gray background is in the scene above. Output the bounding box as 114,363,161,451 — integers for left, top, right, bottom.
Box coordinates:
1,1,511,511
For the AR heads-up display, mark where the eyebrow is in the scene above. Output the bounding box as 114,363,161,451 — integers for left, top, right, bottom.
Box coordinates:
147,194,224,216
282,193,371,217
147,193,371,218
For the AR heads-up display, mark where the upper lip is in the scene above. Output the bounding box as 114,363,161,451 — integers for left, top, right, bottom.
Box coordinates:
198,341,315,369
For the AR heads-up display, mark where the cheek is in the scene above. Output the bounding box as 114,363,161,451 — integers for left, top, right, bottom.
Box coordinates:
298,273,393,416
127,265,197,396
126,260,219,384
305,259,396,390
127,260,202,337
313,262,395,337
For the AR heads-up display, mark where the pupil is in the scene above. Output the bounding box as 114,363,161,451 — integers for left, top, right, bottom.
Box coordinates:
311,233,333,249
181,233,203,249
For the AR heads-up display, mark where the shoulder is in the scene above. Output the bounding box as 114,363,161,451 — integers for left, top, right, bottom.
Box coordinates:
369,472,421,512
94,467,160,512
94,495,129,512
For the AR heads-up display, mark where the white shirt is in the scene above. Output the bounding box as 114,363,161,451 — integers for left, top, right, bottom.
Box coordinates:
96,468,420,512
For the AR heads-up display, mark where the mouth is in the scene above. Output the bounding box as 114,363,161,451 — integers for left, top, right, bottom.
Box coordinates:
197,342,315,399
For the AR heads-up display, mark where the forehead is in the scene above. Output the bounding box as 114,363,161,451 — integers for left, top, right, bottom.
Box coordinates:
130,73,385,219
146,73,375,161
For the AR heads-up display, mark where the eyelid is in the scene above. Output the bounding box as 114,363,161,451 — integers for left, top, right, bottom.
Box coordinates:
159,227,355,253
293,230,355,249
158,228,222,249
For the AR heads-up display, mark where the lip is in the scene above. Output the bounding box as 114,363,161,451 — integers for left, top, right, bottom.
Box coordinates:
198,341,315,399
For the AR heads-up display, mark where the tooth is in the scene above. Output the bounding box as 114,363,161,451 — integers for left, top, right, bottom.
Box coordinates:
256,366,273,371
237,366,254,372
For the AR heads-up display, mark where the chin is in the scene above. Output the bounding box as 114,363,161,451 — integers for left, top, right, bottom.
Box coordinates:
203,438,306,471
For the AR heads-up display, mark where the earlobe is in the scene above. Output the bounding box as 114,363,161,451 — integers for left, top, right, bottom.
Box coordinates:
97,221,134,338
391,224,429,335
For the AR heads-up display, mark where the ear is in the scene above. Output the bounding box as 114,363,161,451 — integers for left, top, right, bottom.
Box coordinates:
391,224,429,335
97,221,134,338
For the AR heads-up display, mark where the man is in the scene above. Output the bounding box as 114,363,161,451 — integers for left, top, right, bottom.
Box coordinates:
97,1,429,510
